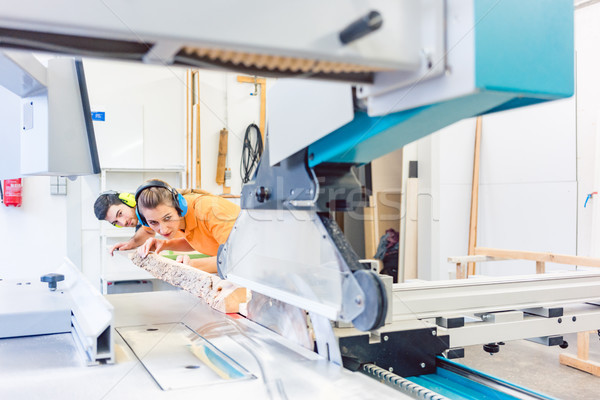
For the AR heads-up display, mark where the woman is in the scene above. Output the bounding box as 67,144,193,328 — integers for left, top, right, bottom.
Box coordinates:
135,179,240,273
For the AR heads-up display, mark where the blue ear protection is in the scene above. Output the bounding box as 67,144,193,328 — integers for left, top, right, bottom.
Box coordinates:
134,180,188,227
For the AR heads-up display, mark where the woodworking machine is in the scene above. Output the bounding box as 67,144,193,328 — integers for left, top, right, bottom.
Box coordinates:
2,1,596,399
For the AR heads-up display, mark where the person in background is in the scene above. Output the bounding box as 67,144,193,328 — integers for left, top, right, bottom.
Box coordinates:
93,191,155,255
135,179,240,273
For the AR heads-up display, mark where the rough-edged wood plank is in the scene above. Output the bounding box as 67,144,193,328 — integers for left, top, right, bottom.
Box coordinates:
130,253,246,313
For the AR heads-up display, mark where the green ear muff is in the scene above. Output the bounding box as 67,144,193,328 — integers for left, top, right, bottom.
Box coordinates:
119,192,136,208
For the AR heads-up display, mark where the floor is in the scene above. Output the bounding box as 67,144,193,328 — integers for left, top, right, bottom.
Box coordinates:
458,332,600,400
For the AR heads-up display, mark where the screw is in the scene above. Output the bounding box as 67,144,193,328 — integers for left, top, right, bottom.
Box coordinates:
255,186,270,202
389,367,394,372
383,336,389,341
355,296,363,305
309,153,315,161
185,365,200,369
420,363,426,369
572,316,577,322
431,330,437,336
558,318,563,324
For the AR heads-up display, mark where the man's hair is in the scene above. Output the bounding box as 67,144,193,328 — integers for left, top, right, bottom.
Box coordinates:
94,192,123,220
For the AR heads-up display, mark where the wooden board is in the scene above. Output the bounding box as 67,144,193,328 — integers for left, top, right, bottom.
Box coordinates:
216,128,228,185
363,202,377,259
129,253,246,313
375,191,402,240
403,179,418,280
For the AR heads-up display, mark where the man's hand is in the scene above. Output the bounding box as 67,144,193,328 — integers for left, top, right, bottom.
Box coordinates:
109,241,136,256
175,255,191,265
137,237,168,258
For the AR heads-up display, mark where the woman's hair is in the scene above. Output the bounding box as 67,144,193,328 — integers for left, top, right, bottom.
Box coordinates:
137,179,211,215
137,182,178,212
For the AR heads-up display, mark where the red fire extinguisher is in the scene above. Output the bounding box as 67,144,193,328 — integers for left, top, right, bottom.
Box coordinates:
3,178,23,207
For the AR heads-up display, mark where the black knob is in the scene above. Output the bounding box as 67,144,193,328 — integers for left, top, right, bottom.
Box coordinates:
255,186,270,203
41,273,65,291
339,11,383,45
483,343,500,354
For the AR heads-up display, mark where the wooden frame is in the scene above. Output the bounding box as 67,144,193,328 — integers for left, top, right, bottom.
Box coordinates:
559,331,600,376
449,247,600,279
449,248,600,376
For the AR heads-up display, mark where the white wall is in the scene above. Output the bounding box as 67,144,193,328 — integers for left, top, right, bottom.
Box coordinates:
0,56,67,274
414,95,577,279
0,176,68,275
0,85,20,179
575,4,600,258
405,6,600,280
83,59,186,171
198,71,273,195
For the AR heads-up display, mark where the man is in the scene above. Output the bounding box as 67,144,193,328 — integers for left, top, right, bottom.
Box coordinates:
93,191,155,255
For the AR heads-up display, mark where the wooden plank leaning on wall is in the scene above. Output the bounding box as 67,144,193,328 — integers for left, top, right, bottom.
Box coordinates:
194,72,201,189
185,70,201,189
467,116,483,276
185,70,192,188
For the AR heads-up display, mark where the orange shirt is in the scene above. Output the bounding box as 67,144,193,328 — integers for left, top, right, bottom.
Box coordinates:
182,193,240,256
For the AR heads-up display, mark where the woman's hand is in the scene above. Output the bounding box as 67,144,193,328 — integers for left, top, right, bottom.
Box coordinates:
137,237,168,258
175,254,191,265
